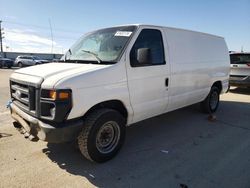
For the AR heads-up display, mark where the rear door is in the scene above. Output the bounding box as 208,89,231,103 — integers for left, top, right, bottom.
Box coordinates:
125,27,169,123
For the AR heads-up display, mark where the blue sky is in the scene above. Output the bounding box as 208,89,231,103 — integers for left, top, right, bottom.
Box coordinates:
0,0,249,53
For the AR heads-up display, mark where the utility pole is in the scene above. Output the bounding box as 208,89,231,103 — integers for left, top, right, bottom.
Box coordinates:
0,20,4,55
48,19,54,54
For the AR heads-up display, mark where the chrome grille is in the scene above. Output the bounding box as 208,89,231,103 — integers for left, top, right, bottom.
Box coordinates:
10,80,36,113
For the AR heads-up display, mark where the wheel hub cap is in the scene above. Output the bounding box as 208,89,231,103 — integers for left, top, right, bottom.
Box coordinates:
96,121,120,154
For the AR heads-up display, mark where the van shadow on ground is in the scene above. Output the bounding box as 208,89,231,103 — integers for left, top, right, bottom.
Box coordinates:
42,100,250,188
229,87,250,95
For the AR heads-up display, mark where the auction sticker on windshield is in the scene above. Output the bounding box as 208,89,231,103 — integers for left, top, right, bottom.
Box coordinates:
114,31,132,37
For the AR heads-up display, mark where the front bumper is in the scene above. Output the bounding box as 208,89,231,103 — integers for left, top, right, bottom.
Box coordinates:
10,103,83,143
229,75,250,87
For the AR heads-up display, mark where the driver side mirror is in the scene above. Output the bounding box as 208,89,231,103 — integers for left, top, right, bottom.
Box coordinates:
136,48,152,64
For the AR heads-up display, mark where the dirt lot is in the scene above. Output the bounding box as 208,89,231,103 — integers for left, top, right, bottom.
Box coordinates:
0,68,250,188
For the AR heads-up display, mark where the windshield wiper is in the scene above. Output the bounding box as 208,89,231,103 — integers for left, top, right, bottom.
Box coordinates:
81,50,102,64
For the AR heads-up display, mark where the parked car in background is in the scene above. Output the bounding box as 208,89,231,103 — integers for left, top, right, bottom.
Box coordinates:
0,55,14,68
52,58,60,62
14,56,49,67
229,52,250,88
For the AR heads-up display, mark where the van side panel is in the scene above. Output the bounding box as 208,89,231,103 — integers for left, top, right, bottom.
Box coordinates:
164,28,229,112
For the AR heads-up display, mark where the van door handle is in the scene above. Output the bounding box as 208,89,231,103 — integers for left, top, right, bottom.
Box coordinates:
165,78,169,87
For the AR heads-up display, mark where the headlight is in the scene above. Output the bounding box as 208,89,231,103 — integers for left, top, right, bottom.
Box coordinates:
49,90,70,100
42,89,71,100
40,89,72,122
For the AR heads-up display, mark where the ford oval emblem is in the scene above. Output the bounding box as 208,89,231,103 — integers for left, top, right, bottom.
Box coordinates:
16,90,22,99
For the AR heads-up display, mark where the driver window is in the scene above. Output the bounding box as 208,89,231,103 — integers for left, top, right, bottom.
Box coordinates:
130,29,165,67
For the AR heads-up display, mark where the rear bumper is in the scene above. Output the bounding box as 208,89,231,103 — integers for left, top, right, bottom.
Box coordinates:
229,75,250,87
10,103,83,143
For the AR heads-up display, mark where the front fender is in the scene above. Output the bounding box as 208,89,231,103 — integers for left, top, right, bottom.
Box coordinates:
67,82,133,124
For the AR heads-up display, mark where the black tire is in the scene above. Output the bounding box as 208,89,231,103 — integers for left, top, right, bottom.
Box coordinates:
200,86,220,113
7,65,12,69
18,62,23,68
78,108,126,163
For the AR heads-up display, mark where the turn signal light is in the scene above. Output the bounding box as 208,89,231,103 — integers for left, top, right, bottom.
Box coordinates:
58,92,69,99
49,90,70,100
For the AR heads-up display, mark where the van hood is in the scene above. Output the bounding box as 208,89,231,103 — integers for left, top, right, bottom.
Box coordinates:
12,62,112,88
14,62,109,79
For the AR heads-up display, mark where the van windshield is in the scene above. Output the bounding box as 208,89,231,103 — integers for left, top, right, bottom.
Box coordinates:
64,26,137,64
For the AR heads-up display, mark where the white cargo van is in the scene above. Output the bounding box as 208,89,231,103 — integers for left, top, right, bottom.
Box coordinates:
9,24,230,162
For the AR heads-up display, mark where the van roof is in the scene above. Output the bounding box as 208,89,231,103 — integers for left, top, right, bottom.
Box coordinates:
111,24,224,39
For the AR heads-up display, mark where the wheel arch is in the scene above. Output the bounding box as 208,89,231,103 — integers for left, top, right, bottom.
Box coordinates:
212,81,222,94
83,100,128,123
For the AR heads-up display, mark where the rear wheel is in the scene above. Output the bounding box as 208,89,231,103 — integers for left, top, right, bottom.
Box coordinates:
78,108,126,163
200,86,220,113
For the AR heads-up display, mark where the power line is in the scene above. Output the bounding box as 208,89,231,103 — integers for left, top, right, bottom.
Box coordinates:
2,20,80,41
2,20,84,34
0,20,81,53
48,19,54,54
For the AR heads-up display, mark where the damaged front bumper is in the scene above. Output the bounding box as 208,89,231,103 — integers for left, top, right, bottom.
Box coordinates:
10,103,83,143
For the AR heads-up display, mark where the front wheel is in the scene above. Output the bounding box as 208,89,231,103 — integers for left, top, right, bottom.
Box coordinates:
200,86,220,113
78,108,126,163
